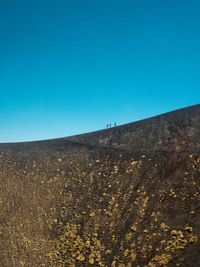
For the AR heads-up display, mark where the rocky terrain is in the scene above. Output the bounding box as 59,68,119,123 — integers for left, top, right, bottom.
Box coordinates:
0,104,200,267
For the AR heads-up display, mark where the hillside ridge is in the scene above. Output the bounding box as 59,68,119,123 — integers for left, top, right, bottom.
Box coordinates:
0,104,199,150
0,104,200,266
66,104,200,152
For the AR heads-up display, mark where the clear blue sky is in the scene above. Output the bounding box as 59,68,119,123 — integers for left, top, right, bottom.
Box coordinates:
0,0,200,142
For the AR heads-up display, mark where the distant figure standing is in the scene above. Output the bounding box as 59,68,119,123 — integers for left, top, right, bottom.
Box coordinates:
114,122,116,127
110,123,111,128
106,124,109,128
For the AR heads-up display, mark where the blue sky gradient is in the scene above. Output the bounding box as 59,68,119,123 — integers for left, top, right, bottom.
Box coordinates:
0,0,200,142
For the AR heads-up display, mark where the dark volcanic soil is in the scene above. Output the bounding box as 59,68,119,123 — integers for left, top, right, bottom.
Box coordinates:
0,105,200,267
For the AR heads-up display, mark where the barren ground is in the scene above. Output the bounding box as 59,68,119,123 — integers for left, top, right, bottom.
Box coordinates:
0,105,200,267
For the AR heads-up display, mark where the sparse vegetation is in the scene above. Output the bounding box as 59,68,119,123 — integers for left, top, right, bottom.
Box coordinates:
0,105,200,266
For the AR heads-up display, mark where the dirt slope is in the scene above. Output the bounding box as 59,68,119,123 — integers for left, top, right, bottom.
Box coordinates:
0,105,200,267
66,104,200,152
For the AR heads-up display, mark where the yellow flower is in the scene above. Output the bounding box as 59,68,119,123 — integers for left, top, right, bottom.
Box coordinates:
185,226,193,233
89,258,94,264
77,254,85,262
89,212,95,217
106,249,111,255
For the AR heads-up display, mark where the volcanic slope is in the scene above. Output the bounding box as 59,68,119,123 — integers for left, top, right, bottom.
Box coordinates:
0,105,200,267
